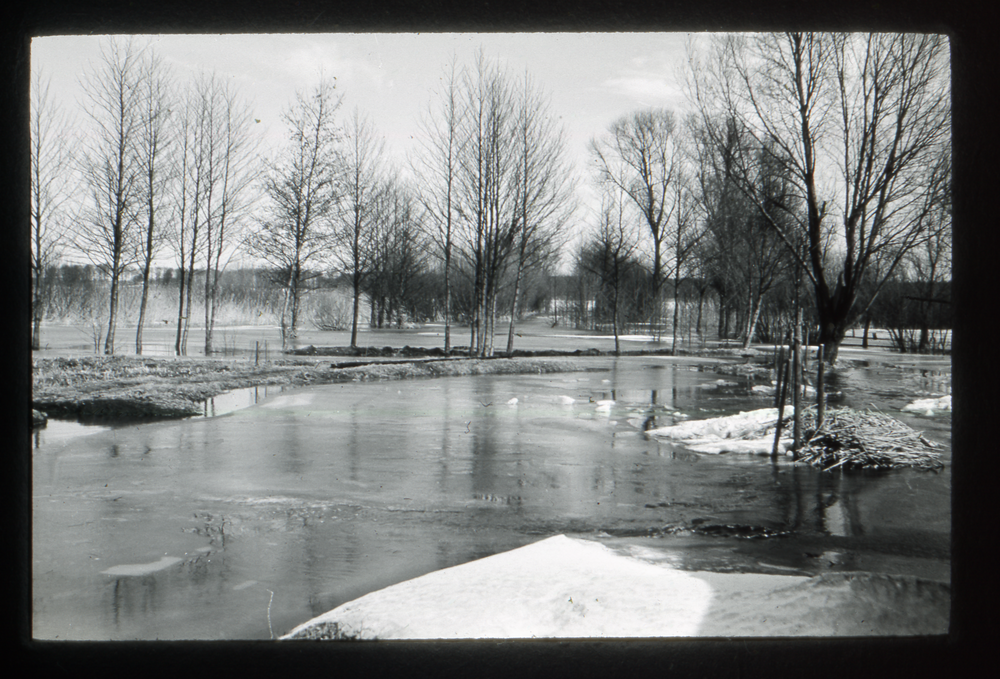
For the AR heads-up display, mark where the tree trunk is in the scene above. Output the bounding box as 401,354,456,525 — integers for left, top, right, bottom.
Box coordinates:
671,277,681,355
174,266,186,355
135,263,152,355
104,272,119,355
443,247,452,353
350,282,362,349
181,267,195,356
31,274,43,350
741,301,763,350
506,263,525,356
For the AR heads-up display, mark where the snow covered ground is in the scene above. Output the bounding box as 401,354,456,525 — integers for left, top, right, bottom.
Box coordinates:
281,535,948,639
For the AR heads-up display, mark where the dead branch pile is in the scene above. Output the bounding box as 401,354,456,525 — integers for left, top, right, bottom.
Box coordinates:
796,407,944,471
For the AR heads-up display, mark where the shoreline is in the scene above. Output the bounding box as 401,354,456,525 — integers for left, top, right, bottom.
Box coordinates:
31,350,616,423
31,342,948,425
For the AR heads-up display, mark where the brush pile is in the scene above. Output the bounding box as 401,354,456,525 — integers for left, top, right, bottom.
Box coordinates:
796,407,944,471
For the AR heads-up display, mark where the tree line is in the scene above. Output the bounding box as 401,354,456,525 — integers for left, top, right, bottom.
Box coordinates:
31,33,951,360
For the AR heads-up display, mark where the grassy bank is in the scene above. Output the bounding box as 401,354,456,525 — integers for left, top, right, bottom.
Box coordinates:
31,354,600,422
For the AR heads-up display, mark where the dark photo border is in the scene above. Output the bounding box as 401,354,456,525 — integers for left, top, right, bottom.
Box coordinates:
5,1,994,677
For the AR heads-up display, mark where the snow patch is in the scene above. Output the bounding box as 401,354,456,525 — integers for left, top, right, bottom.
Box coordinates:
281,535,949,638
282,535,714,639
647,409,780,440
646,409,792,455
902,395,951,415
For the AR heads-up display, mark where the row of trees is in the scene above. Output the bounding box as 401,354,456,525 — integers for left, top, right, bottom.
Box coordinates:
575,32,951,360
32,33,951,361
31,41,574,357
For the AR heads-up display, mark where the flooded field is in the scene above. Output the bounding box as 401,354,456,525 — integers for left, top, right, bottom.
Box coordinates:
32,352,951,640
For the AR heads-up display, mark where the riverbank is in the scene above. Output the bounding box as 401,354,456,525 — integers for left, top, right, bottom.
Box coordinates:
31,353,602,421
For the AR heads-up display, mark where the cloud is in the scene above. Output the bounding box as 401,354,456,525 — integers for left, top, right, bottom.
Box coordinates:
603,75,683,104
600,49,689,109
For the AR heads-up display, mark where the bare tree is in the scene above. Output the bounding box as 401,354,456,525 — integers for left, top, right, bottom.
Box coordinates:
133,49,173,354
690,117,796,348
76,36,145,355
667,165,704,353
337,108,385,349
581,187,642,355
198,75,257,356
169,83,206,356
504,70,576,356
454,52,520,356
688,32,950,361
413,57,465,353
30,70,75,350
247,77,342,350
590,108,682,337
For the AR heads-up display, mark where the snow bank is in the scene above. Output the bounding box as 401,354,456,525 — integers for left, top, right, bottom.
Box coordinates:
281,535,948,639
902,395,951,415
645,409,792,455
647,408,779,440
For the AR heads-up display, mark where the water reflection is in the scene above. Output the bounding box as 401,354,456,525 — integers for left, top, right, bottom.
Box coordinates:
32,357,950,640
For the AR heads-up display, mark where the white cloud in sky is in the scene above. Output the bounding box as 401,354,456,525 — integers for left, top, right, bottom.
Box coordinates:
600,50,690,111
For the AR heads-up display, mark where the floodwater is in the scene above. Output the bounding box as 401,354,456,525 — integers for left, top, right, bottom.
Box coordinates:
32,356,951,640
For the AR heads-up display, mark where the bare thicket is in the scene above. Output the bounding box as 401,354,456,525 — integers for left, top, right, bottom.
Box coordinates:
366,176,427,328
197,75,258,356
689,117,795,348
591,108,683,337
442,52,572,357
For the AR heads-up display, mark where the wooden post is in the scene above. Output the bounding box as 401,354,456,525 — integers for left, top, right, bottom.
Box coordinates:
255,341,260,367
816,344,825,432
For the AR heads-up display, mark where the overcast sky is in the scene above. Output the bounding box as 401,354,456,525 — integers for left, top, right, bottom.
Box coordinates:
32,32,703,264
